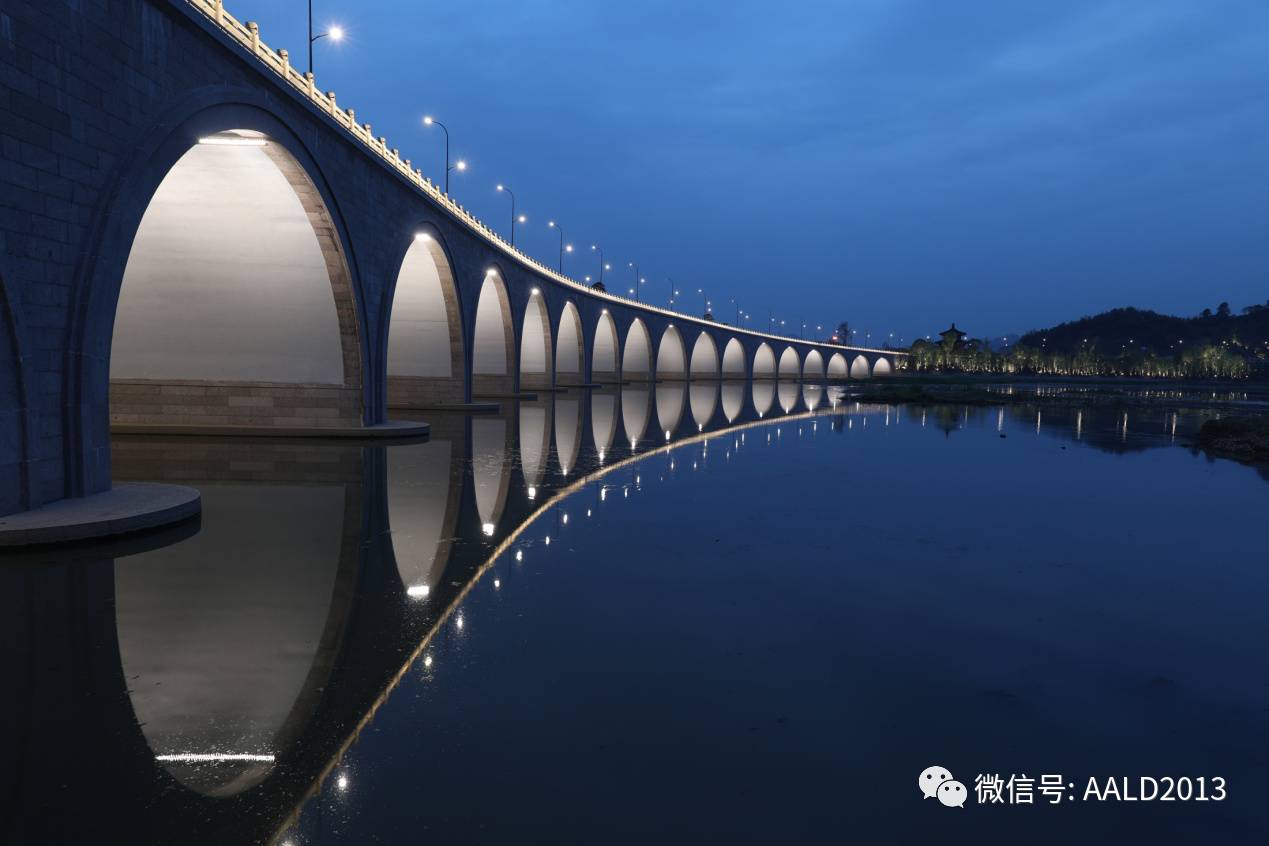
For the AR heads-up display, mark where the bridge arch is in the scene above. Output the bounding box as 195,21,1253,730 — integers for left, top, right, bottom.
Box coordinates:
827,352,848,380
519,288,553,390
777,347,800,379
593,310,620,382
753,343,776,378
472,269,515,395
722,338,746,379
874,357,893,377
689,332,720,379
850,355,871,379
107,127,364,431
556,302,585,386
622,319,652,381
656,325,687,380
803,349,825,380
387,230,465,406
63,100,375,496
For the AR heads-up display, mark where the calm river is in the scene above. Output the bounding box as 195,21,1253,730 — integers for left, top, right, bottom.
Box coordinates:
2,381,1266,844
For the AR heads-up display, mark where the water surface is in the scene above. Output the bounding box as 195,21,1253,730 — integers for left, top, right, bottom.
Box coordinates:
2,382,1266,844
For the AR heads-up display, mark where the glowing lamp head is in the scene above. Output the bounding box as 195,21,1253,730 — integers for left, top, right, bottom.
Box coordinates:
329,26,344,41
565,244,573,253
455,159,467,171
517,214,526,223
481,522,495,536
423,115,434,125
548,220,556,228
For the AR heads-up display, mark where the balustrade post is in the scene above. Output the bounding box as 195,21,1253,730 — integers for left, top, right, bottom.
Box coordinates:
248,21,259,55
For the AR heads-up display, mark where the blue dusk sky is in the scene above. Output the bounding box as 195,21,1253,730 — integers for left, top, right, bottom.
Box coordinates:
222,0,1268,343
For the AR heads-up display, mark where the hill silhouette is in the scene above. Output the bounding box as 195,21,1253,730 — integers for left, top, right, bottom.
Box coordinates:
1018,303,1269,357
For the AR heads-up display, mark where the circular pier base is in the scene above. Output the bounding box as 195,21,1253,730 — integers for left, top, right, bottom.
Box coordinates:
0,484,202,549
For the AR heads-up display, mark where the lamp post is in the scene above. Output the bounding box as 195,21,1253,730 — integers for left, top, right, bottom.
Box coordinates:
547,221,572,272
307,1,344,75
666,275,681,308
495,184,525,246
628,262,642,302
591,245,608,286
423,116,464,194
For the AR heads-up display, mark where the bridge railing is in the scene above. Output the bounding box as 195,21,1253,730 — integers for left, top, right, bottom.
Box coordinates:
187,0,905,359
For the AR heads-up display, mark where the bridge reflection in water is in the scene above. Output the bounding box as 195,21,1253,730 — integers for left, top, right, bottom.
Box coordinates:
0,379,867,846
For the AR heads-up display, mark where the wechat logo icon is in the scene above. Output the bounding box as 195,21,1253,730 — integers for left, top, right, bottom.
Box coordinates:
919,765,967,808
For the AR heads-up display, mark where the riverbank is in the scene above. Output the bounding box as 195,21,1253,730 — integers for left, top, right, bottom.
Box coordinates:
839,374,1269,461
840,373,1267,411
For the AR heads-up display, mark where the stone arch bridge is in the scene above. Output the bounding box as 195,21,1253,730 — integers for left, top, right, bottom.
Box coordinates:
0,0,904,518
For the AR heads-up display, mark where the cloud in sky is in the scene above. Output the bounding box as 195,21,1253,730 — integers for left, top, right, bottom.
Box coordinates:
230,0,1269,339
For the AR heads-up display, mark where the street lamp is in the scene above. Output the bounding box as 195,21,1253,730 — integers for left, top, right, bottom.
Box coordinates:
628,262,643,301
495,184,524,246
547,221,572,272
307,2,344,74
591,245,608,287
423,116,464,194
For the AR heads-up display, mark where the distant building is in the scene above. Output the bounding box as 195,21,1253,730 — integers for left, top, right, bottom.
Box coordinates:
939,324,967,352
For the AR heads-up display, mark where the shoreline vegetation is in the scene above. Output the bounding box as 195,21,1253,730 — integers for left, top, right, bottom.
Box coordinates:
899,304,1269,380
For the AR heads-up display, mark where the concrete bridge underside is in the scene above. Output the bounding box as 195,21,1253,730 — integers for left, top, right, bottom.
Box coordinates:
0,0,904,518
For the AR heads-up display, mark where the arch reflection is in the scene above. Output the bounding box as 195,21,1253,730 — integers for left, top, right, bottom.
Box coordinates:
752,379,776,417
690,382,719,429
655,381,686,438
778,380,799,413
14,382,865,846
622,384,651,447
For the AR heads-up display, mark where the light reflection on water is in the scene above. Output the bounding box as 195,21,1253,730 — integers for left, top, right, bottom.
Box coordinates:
0,380,1267,844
